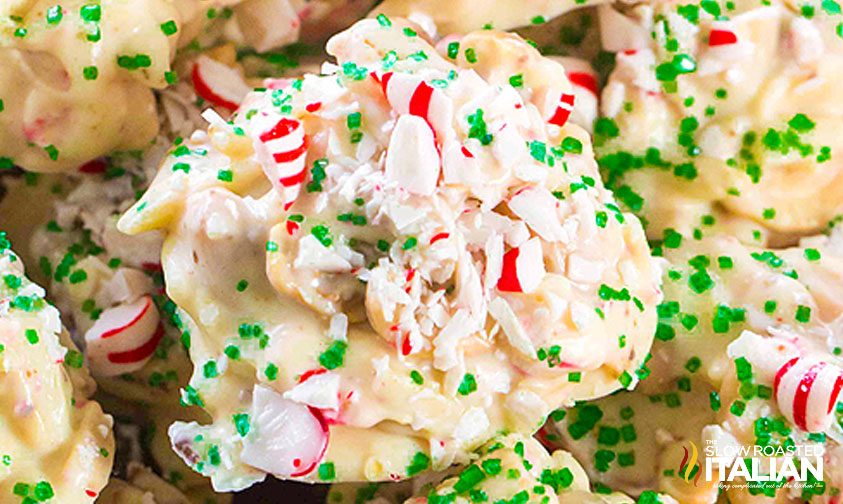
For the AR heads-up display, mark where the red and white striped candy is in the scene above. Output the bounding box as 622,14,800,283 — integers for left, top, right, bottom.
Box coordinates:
192,55,251,111
552,56,600,132
774,357,843,432
376,72,452,139
84,295,163,377
546,91,576,128
496,237,545,294
241,385,329,477
252,112,309,210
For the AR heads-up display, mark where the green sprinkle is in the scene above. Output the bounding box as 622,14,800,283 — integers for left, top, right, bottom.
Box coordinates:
346,112,362,130
46,5,63,24
236,279,249,292
376,13,392,27
482,458,502,476
25,329,39,345
82,65,99,80
788,113,815,132
453,465,486,493
509,74,524,87
265,362,279,381
457,373,477,395
464,48,477,63
402,236,418,250
160,20,178,36
203,360,218,379
311,225,333,247
233,413,250,436
795,305,811,323
447,41,460,59
804,248,821,261
33,481,54,501
44,145,59,161
65,350,84,369
319,340,348,370
764,300,778,314
224,345,241,360
406,452,430,476
69,269,88,284
410,370,424,385
825,0,843,14
80,3,100,22
217,169,233,182
560,137,583,154
318,462,336,481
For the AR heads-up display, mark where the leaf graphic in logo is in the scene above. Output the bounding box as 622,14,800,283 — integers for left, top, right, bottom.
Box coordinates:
679,441,700,486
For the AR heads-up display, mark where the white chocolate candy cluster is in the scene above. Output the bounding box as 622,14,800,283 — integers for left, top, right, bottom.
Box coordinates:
0,233,114,503
595,0,843,239
118,17,661,491
329,434,662,504
0,0,373,173
24,147,230,502
547,227,843,502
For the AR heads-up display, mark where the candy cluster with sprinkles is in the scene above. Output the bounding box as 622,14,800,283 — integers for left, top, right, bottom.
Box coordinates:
118,14,661,492
1,0,843,502
594,0,843,240
0,232,114,503
0,0,373,173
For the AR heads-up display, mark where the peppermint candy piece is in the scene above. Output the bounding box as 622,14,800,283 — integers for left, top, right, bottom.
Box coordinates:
377,71,453,139
546,91,576,128
241,385,329,477
252,113,309,210
497,238,545,294
708,29,738,47
192,55,251,111
774,357,843,432
84,295,163,377
385,114,440,196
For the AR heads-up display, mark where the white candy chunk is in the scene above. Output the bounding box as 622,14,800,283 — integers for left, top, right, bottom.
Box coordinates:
284,372,341,410
385,115,440,196
726,330,797,382
508,187,568,242
599,4,652,52
453,407,490,446
433,309,471,371
515,238,545,293
294,235,353,272
100,267,154,305
241,385,328,477
790,17,823,65
235,0,300,53
489,297,535,358
329,313,348,341
85,295,162,377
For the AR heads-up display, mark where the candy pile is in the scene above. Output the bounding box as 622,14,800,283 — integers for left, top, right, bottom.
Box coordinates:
118,16,661,491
